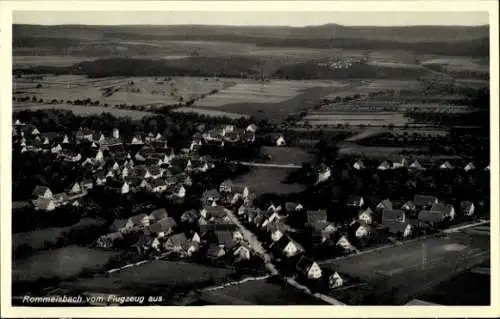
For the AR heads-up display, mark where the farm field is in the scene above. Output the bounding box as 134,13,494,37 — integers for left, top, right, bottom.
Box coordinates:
321,231,489,304
61,260,236,295
194,80,348,107
14,75,232,107
300,112,410,127
13,104,153,120
14,55,98,67
201,278,328,305
12,246,119,283
261,146,314,165
233,167,306,196
13,227,69,253
171,107,249,119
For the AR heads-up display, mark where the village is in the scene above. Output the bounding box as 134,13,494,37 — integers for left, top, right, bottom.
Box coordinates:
11,115,488,299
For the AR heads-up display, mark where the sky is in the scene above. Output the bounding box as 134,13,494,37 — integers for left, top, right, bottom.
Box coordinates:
13,11,490,27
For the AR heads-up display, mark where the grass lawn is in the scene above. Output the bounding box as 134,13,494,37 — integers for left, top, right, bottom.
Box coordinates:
233,167,306,196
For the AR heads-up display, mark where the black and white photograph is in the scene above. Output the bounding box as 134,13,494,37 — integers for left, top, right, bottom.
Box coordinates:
1,1,498,317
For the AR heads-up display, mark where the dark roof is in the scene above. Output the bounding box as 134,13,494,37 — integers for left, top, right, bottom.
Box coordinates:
215,230,237,250
199,223,237,233
414,195,437,207
206,244,225,258
128,213,148,226
460,201,474,211
430,203,454,215
296,256,317,274
418,210,446,222
101,232,124,241
285,202,299,212
181,209,199,222
383,221,411,234
32,185,50,197
166,233,188,249
149,178,167,188
148,217,177,234
382,209,405,222
149,208,168,220
202,189,220,200
306,210,328,225
110,219,128,231
203,206,227,219
377,199,393,210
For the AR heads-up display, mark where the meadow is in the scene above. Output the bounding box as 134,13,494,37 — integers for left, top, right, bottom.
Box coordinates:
12,246,119,283
62,260,237,295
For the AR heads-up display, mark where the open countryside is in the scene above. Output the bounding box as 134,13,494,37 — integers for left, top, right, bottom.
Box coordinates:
9,14,491,309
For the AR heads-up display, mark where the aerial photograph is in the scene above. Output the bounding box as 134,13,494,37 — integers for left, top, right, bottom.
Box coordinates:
9,9,491,307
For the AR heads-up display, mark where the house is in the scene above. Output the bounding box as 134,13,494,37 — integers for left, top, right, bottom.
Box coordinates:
82,179,94,191
392,157,408,169
306,210,328,226
233,244,251,262
346,195,364,208
430,203,456,220
131,135,144,145
149,208,168,222
128,213,150,228
358,207,374,224
51,144,63,154
296,256,322,280
34,198,56,211
376,199,393,211
409,160,425,170
200,206,227,220
355,224,371,238
382,209,408,223
206,244,226,260
284,202,304,214
201,189,221,205
336,235,356,252
219,180,233,193
377,160,392,170
271,235,304,258
121,181,130,194
485,164,490,171
171,184,186,198
464,162,476,171
133,235,154,255
215,230,238,250
439,161,454,170
150,179,168,193
32,185,53,199
109,219,128,233
181,209,200,224
275,135,286,146
246,124,257,132
418,210,447,227
316,164,331,183
383,220,414,238
53,192,69,205
401,200,416,212
96,232,123,248
163,233,189,253
261,211,282,229
460,201,475,217
269,223,288,242
67,182,82,195
414,195,438,209
329,272,344,289
352,160,365,170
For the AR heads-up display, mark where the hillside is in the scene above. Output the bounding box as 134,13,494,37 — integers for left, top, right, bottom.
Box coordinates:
13,24,490,57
